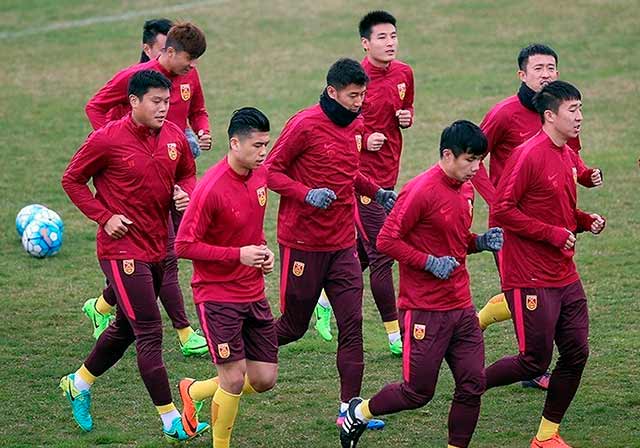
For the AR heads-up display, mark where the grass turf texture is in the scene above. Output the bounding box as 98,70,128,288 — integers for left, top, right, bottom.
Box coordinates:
1,0,639,446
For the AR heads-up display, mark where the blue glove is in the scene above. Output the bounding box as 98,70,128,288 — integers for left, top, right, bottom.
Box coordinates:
375,188,397,213
305,188,337,209
425,255,460,280
476,227,504,252
184,128,201,159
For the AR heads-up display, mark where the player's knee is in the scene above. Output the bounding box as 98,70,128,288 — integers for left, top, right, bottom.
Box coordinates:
221,372,246,394
404,384,434,409
569,342,589,367
250,374,277,393
521,351,552,377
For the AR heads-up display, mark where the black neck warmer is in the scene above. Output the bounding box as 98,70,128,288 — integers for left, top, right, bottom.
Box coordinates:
517,82,537,112
319,88,360,127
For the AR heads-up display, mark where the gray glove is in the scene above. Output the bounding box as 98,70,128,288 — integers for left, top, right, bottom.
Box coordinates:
425,255,460,280
305,188,337,209
184,128,201,159
476,227,504,252
375,188,397,213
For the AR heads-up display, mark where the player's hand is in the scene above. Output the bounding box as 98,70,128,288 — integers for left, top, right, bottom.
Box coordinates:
424,255,460,280
240,245,268,268
375,188,397,213
173,185,190,212
396,109,412,128
563,229,576,249
590,214,606,234
476,227,504,252
366,132,386,151
262,247,275,274
104,214,133,239
197,130,212,151
591,168,603,187
305,188,337,209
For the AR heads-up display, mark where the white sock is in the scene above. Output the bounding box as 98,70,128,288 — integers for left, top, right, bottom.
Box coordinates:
73,374,91,392
318,290,331,309
340,402,349,413
160,409,181,431
354,403,370,422
388,331,401,344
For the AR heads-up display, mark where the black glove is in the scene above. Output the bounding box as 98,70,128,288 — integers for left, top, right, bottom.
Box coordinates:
375,188,397,213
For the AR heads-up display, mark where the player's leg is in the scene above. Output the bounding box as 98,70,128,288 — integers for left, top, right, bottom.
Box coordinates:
477,251,511,330
82,282,116,339
445,308,486,448
243,298,279,392
160,217,208,357
485,288,559,389
340,309,450,447
533,281,589,447
275,245,326,345
314,289,334,341
357,199,401,355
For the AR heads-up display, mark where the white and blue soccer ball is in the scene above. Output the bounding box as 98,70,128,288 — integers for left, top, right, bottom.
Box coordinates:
21,218,64,258
15,204,47,237
32,207,64,233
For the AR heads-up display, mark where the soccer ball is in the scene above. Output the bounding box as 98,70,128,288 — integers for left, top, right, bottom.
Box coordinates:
21,219,64,258
32,207,65,233
15,204,47,237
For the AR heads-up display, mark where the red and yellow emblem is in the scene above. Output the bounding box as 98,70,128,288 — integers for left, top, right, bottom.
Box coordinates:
572,167,578,184
257,186,267,207
292,261,305,277
167,143,178,161
413,323,426,340
397,82,407,100
526,295,538,311
355,134,362,152
468,198,474,217
123,259,135,275
217,343,230,359
360,195,371,205
180,83,191,101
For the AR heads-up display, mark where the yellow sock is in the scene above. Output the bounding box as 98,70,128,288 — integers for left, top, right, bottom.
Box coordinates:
477,293,511,330
536,416,560,441
190,377,219,401
212,387,241,448
156,402,177,414
176,326,195,344
383,320,400,334
448,445,462,448
76,364,96,385
95,294,113,315
361,399,374,420
242,376,257,395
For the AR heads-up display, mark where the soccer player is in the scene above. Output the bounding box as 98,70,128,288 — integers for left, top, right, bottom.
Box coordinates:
266,58,396,428
82,22,210,357
140,18,173,63
473,44,603,388
174,108,277,448
340,120,502,448
484,81,606,448
313,10,414,357
59,70,209,441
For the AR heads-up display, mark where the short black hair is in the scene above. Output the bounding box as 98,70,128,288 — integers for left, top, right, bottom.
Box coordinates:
227,107,270,139
533,80,582,123
326,58,369,90
439,120,488,158
518,43,558,70
140,18,173,62
128,70,172,99
359,10,396,39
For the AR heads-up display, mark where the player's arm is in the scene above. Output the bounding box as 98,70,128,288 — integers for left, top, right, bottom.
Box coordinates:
61,133,113,226
471,107,503,205
85,70,131,130
187,73,212,150
572,151,602,188
172,134,197,213
397,67,415,129
575,208,606,235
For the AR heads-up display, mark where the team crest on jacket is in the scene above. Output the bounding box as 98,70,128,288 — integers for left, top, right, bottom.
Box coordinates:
360,195,371,205
355,134,362,152
123,259,135,275
572,167,578,184
257,186,267,207
292,261,305,277
180,83,191,101
526,295,538,311
468,199,474,217
167,143,178,160
397,82,407,100
413,323,426,340
217,343,230,359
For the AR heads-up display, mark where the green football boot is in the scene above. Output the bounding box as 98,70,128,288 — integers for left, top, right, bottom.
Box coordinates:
179,329,209,357
163,416,210,442
82,298,114,340
59,374,93,432
314,303,333,342
389,338,403,357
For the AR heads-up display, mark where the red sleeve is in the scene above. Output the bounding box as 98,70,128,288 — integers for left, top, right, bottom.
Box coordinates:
574,153,597,188
575,209,596,233
187,71,210,134
85,69,131,130
265,117,311,202
471,161,496,205
400,67,415,128
354,172,380,198
61,133,113,226
377,182,429,270
174,183,241,263
493,151,568,248
480,105,506,156
175,133,197,195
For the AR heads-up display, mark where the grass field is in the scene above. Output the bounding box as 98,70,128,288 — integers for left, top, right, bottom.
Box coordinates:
1,0,639,447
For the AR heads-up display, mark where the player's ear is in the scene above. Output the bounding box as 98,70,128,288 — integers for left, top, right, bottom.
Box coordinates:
129,94,140,108
361,37,369,52
327,85,338,100
229,136,240,152
517,69,526,82
543,109,555,124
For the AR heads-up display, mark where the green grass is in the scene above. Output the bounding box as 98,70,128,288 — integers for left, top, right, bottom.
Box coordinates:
1,0,639,446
